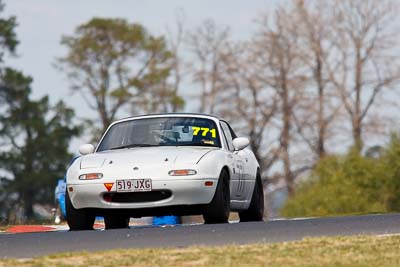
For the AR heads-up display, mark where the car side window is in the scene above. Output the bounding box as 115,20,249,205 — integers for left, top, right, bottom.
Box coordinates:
220,121,234,151
227,123,237,139
219,126,229,149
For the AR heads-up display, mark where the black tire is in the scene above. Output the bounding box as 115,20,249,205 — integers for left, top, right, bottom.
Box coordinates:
239,173,264,222
104,216,130,230
203,169,230,224
66,189,95,231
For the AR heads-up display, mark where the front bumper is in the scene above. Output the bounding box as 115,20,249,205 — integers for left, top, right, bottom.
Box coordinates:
67,178,218,209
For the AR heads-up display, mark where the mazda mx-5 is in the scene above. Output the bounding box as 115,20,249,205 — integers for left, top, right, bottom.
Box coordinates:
66,113,264,230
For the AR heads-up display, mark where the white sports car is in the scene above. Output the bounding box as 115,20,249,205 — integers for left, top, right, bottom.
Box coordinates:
66,113,264,230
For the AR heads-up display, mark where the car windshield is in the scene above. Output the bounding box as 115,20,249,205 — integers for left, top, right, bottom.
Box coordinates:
97,117,221,152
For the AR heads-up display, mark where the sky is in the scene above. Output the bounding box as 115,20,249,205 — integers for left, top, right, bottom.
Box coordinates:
4,0,277,101
3,0,278,151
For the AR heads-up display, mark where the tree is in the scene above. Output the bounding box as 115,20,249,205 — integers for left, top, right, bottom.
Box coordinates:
328,0,400,152
0,68,80,221
58,18,174,135
0,0,21,221
217,41,279,176
380,134,400,211
289,1,342,160
281,149,387,218
255,8,308,196
186,19,230,114
0,0,18,65
163,10,187,113
282,134,400,218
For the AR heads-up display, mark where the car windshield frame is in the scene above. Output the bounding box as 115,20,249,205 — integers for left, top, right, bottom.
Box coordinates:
96,116,222,152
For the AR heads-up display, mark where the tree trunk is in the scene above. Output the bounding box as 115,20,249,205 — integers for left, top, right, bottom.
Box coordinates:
353,47,363,153
23,125,35,220
316,56,326,158
352,118,363,152
23,191,34,220
98,104,111,133
281,84,295,197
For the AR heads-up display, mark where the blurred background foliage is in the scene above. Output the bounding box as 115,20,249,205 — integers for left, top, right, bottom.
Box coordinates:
0,68,80,222
0,1,80,223
282,135,400,217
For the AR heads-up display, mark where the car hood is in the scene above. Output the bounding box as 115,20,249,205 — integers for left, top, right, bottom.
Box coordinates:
80,146,217,169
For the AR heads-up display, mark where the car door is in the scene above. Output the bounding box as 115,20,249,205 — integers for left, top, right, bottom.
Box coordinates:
226,122,251,200
236,146,255,201
220,121,245,200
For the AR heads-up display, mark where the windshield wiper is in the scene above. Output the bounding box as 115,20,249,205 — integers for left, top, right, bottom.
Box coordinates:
110,144,158,150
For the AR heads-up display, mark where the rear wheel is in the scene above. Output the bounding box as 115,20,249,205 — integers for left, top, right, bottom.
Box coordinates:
239,173,264,222
66,190,95,231
203,169,230,224
104,216,130,229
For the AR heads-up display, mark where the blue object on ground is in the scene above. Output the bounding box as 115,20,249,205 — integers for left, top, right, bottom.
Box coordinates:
55,179,67,218
152,216,181,225
58,192,66,217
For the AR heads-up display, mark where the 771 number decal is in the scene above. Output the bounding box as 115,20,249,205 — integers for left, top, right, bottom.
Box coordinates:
192,127,216,138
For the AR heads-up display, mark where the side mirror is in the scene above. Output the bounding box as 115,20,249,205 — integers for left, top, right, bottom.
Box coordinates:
233,137,250,151
79,144,95,155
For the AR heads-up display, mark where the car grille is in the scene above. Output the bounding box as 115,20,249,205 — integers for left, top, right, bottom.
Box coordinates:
103,190,172,203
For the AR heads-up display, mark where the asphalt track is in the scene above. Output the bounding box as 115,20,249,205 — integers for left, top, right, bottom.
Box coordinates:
1,213,399,259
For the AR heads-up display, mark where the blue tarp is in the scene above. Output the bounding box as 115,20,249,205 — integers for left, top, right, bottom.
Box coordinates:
55,179,67,218
152,216,181,225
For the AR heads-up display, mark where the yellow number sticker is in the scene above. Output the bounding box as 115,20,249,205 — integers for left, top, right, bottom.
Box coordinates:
210,129,216,138
192,127,217,138
200,127,209,136
192,126,201,136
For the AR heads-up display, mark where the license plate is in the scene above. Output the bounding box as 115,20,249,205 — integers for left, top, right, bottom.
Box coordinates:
116,179,152,192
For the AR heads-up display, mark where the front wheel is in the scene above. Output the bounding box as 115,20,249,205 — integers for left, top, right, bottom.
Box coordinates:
203,169,230,224
66,189,95,231
239,173,264,222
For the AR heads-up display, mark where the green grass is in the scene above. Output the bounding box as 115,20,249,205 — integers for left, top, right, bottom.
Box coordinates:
1,235,400,267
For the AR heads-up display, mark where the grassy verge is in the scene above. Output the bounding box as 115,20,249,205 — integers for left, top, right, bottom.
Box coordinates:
1,235,400,267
